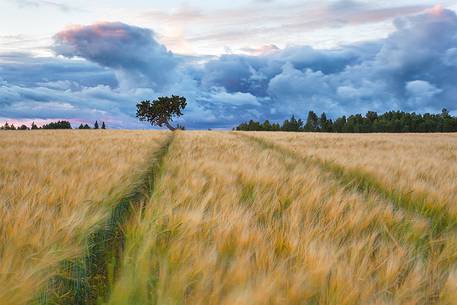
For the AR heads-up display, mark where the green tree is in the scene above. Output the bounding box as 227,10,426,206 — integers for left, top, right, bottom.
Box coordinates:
101,122,106,129
305,111,319,132
271,123,281,131
136,95,187,131
42,121,72,129
366,111,378,123
262,120,272,131
442,108,450,118
333,116,347,133
94,121,99,129
234,109,457,133
319,112,333,132
282,115,303,132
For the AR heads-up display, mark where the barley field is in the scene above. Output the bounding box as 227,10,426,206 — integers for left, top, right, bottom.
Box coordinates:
0,130,167,305
2,131,457,305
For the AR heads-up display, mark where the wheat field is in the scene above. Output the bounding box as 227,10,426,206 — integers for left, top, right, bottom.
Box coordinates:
0,130,167,305
255,133,457,218
2,131,457,305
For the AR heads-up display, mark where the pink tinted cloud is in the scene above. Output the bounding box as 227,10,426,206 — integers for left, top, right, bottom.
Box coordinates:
138,1,432,54
57,22,130,41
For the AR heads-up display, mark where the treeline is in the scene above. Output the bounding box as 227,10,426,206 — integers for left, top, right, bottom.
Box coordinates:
235,109,457,133
77,121,106,130
1,120,107,130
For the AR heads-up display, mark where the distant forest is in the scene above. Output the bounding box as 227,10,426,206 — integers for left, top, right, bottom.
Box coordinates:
235,109,457,133
0,120,106,130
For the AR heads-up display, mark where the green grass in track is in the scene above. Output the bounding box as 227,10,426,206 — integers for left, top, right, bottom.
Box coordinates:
238,133,456,235
238,133,456,304
34,134,175,305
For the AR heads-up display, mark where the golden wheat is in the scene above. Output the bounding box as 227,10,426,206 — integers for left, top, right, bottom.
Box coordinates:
107,131,457,305
0,130,166,305
254,132,457,216
4,130,457,305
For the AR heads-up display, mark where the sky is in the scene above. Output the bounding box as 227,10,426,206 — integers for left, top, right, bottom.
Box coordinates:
1,0,457,129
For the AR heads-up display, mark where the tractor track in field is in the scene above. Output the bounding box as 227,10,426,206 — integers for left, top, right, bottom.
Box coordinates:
237,133,455,234
34,133,175,305
237,132,455,305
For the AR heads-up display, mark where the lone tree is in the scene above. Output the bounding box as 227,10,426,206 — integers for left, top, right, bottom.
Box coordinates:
136,95,187,131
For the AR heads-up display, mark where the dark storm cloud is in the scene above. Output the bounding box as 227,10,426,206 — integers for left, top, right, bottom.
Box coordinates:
53,22,179,90
198,43,378,99
196,6,457,119
2,8,457,129
0,53,117,88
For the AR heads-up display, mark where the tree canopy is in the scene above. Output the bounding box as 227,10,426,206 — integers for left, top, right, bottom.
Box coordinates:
0,120,72,130
136,95,187,131
1,120,107,130
41,121,72,129
235,109,457,133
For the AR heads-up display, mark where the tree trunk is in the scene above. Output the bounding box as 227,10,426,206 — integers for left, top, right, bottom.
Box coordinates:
164,121,176,131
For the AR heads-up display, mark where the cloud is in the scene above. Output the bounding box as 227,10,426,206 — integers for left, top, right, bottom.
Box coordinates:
139,1,429,54
239,44,280,56
207,89,261,107
12,0,80,12
2,7,457,129
444,48,457,67
406,80,442,98
0,53,117,87
196,7,457,118
329,0,365,11
53,22,179,90
405,80,443,108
